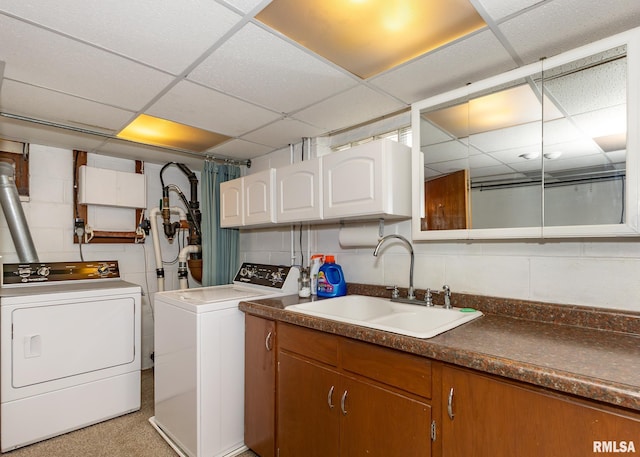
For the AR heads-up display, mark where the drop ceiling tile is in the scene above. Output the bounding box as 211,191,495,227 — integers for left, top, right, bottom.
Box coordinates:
370,29,515,104
0,0,242,75
188,23,358,114
498,0,640,65
470,164,518,179
207,138,274,160
241,117,326,148
1,80,135,132
96,139,205,168
424,140,470,165
219,0,271,14
474,0,542,21
0,15,174,110
294,85,407,132
0,115,107,152
146,80,281,137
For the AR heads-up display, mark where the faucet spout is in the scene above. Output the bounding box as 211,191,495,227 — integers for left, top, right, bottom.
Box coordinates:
373,234,415,300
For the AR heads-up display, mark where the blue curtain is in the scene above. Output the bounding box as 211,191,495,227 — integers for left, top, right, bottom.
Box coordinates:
201,161,241,286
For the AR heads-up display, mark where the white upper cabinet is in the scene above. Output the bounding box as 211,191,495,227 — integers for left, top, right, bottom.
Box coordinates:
323,139,412,221
219,139,412,227
243,169,276,226
276,159,323,223
220,177,243,228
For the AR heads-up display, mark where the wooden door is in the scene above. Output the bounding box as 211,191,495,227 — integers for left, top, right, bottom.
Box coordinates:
244,315,276,457
442,365,640,457
277,352,340,457
340,376,432,457
422,169,469,230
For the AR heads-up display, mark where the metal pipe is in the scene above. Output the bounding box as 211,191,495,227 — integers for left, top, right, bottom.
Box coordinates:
0,162,38,262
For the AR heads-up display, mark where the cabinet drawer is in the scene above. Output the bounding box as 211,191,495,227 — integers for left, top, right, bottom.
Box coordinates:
278,323,338,367
341,339,432,399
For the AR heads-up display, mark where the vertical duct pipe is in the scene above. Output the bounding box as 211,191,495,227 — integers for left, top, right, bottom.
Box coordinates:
0,162,39,262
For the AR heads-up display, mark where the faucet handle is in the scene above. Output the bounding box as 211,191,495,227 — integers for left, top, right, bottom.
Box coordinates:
424,288,434,306
386,285,400,299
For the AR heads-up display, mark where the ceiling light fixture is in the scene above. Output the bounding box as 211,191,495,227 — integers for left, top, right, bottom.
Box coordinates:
519,151,540,160
543,151,562,160
117,114,231,152
256,0,486,79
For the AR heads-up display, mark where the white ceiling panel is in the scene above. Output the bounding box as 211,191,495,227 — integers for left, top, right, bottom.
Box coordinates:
473,0,542,21
0,1,243,75
187,23,357,114
370,29,516,104
241,117,325,148
0,15,174,110
498,0,640,65
146,80,281,137
1,80,134,132
218,0,271,14
95,139,205,169
294,85,407,132
207,138,274,160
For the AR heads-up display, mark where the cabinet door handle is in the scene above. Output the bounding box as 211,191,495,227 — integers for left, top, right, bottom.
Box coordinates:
447,387,455,420
327,385,335,409
340,390,348,415
265,331,273,351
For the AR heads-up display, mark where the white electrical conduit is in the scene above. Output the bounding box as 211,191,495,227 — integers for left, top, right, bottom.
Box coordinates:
178,244,202,289
149,206,187,292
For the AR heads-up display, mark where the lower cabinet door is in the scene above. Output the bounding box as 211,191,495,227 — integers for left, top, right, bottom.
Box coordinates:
277,352,340,457
442,365,640,457
340,376,432,457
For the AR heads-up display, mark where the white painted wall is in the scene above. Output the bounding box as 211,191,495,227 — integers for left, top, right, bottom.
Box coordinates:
0,144,200,369
240,219,640,312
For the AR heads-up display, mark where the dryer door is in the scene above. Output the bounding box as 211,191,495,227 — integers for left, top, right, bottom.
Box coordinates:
11,296,136,388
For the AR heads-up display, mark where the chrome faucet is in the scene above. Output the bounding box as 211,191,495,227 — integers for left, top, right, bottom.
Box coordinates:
443,285,452,309
373,234,415,300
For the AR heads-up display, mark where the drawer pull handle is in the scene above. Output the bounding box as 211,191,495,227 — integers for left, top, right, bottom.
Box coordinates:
265,331,273,351
327,385,335,409
447,387,455,420
341,390,348,415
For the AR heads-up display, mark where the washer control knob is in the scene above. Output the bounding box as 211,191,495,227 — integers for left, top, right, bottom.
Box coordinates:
37,266,51,277
18,267,32,277
97,264,111,276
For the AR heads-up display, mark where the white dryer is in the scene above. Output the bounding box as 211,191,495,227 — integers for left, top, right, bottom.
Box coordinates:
151,263,299,457
0,260,141,452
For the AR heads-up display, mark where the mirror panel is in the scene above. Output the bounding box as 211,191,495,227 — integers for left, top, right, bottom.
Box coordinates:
542,47,627,227
412,28,639,240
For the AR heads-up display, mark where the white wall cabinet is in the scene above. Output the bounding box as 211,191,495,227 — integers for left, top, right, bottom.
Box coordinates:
323,139,411,221
276,159,322,223
220,139,412,227
220,178,244,228
220,169,276,228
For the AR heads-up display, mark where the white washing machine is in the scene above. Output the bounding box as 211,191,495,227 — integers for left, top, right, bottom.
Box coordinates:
0,261,141,452
151,263,299,457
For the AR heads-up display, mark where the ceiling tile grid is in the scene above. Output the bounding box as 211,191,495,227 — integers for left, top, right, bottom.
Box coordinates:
0,0,639,164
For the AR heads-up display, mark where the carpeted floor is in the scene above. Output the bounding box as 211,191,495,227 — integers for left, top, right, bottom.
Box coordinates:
4,369,258,457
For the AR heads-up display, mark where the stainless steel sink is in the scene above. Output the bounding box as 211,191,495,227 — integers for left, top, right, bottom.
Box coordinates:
286,295,483,339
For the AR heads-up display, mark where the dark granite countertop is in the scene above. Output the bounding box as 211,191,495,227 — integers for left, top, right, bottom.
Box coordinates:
239,286,640,413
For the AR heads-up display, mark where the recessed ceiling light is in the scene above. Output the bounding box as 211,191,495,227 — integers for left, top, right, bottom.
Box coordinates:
117,114,230,152
256,0,486,79
543,151,562,160
519,151,540,160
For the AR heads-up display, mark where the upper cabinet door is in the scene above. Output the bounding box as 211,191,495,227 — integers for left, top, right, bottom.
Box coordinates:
276,159,322,223
412,27,640,240
220,177,243,228
244,169,276,226
323,139,412,221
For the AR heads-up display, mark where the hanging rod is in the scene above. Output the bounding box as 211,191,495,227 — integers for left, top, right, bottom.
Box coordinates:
0,111,251,167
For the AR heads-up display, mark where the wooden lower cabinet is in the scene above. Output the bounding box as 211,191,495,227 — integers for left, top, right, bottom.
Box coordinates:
244,315,277,457
441,365,640,457
276,324,433,457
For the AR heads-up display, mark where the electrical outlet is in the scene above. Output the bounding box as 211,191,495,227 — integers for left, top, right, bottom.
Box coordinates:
74,218,84,230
